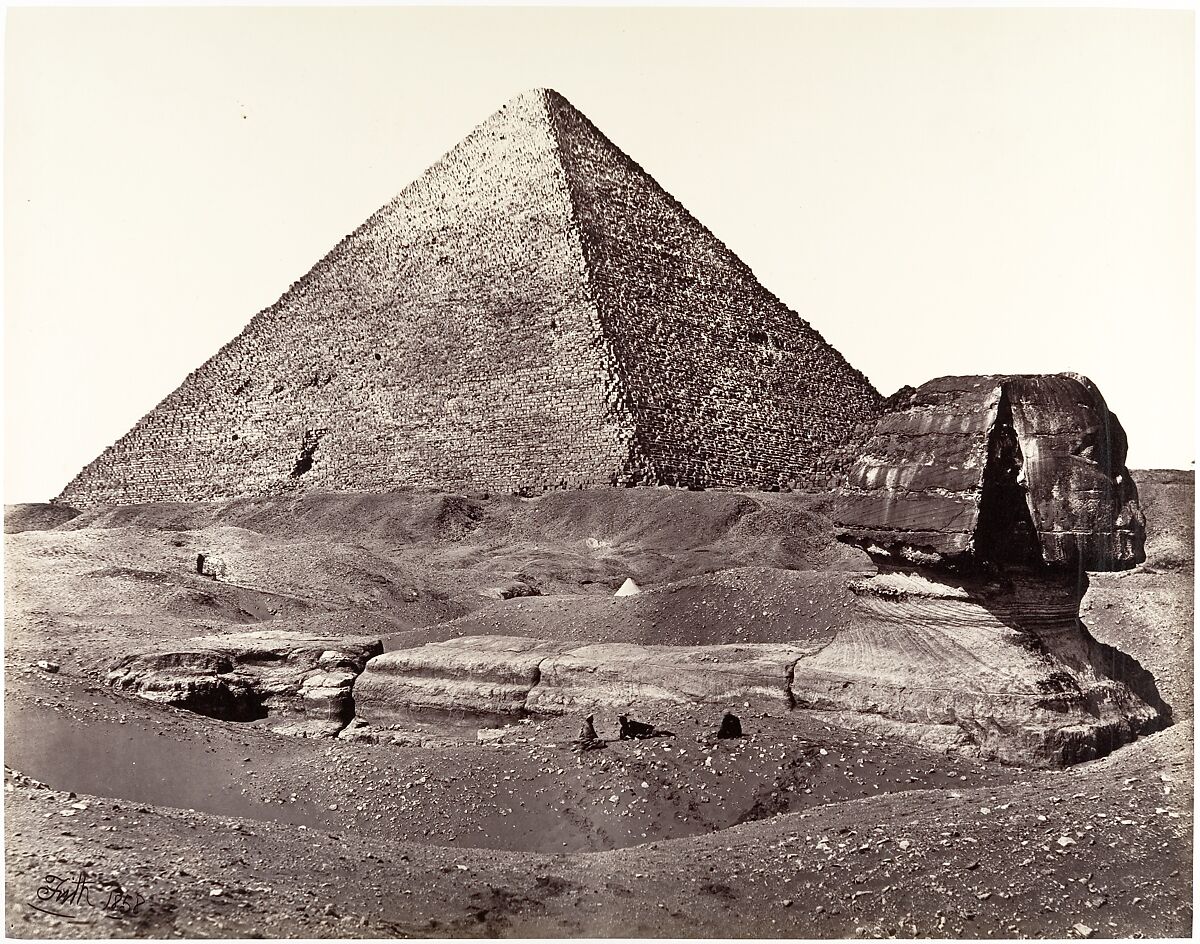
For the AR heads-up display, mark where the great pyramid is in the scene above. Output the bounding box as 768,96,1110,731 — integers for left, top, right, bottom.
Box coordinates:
57,89,881,507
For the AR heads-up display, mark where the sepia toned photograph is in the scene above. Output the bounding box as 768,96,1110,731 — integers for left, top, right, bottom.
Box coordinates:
3,5,1194,939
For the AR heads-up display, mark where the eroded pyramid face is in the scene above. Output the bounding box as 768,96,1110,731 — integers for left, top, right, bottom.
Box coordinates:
835,373,1145,573
56,89,880,507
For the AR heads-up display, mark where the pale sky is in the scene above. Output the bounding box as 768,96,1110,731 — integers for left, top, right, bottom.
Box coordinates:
4,7,1195,503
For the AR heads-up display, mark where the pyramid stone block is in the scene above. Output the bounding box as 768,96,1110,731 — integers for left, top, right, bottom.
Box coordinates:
57,89,881,507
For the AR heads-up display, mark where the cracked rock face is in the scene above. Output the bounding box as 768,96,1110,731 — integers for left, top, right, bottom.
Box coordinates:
106,631,382,736
820,374,1167,765
526,642,815,715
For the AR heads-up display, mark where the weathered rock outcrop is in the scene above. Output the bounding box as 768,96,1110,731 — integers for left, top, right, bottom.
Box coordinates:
107,631,382,737
351,636,816,724
820,374,1166,764
478,581,541,601
525,642,812,715
195,553,228,580
790,570,1164,765
352,636,572,723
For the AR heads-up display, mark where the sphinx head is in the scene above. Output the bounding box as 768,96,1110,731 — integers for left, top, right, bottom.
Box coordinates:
835,373,1145,574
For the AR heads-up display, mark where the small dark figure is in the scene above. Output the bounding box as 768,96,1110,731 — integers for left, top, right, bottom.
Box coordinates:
717,712,743,739
618,714,653,739
618,715,674,740
572,714,606,752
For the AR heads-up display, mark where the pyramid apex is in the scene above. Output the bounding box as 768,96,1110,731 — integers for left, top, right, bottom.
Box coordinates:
504,87,570,108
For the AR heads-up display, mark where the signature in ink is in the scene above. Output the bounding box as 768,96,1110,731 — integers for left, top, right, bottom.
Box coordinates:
29,871,146,922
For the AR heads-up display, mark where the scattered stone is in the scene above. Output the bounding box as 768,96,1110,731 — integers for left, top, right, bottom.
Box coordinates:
106,631,382,733
479,581,540,601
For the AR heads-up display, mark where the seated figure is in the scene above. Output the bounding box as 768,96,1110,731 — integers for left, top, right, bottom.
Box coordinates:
717,713,742,739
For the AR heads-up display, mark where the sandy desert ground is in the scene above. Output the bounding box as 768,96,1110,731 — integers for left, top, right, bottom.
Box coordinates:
3,472,1192,938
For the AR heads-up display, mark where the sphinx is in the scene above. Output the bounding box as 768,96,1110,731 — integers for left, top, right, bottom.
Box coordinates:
792,373,1168,765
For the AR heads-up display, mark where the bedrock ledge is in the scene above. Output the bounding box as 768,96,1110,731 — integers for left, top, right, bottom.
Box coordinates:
351,570,1169,768
105,569,1169,769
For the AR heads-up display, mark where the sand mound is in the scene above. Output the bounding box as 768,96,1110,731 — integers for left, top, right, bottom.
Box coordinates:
4,502,81,533
384,567,856,652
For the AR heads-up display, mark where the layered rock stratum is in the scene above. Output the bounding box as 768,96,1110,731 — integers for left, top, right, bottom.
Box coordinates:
835,373,1144,570
353,637,816,723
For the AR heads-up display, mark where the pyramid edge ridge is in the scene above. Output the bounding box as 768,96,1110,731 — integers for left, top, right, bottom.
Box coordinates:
540,90,657,487
541,90,881,402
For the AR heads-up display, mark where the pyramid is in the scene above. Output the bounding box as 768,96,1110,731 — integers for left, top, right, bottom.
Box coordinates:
614,578,641,597
56,89,881,507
